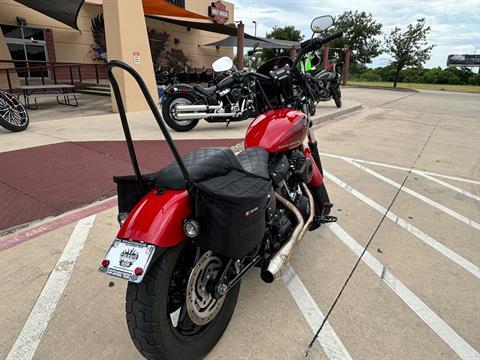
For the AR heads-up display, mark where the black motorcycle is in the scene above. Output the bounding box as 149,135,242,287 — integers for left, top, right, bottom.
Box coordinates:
161,57,257,132
310,57,343,108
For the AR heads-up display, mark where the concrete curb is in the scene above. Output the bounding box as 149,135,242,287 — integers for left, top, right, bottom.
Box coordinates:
310,103,363,126
345,85,418,93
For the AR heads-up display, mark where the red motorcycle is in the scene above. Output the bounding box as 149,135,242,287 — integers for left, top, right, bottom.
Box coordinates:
100,16,341,360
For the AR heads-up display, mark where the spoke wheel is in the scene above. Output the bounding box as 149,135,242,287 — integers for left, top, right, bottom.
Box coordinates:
0,91,29,132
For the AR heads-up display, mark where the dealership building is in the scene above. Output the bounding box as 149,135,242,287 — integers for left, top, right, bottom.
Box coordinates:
0,0,238,111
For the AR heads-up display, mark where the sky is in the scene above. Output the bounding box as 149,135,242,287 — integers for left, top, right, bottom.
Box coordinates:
230,0,480,68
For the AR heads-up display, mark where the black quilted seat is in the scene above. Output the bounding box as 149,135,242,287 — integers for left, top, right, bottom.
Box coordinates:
193,84,217,96
237,147,269,179
155,147,269,190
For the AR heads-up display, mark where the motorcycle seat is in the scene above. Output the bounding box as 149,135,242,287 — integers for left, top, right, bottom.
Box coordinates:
193,84,217,96
155,147,269,190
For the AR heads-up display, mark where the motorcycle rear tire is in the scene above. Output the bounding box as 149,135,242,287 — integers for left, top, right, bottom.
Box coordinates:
333,88,342,108
126,241,240,360
162,93,200,132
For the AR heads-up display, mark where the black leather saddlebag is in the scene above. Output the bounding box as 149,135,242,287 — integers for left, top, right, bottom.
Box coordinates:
195,169,272,259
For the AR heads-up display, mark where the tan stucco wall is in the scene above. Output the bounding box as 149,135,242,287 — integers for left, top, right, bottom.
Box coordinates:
0,0,102,64
0,0,235,70
0,29,19,89
103,0,157,112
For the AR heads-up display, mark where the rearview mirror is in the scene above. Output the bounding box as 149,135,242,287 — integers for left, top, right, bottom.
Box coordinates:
212,56,233,72
311,15,334,33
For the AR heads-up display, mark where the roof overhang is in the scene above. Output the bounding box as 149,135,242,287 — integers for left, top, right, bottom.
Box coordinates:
142,0,212,22
145,14,241,37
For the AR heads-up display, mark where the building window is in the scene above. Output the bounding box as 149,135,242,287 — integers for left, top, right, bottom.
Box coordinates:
1,24,48,78
168,0,185,8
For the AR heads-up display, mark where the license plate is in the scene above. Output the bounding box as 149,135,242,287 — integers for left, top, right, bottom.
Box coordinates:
99,238,155,283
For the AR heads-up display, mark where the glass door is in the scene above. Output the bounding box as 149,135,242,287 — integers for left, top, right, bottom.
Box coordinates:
1,24,49,79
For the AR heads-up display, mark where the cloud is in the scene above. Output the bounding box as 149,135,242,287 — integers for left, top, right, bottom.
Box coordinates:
230,0,480,67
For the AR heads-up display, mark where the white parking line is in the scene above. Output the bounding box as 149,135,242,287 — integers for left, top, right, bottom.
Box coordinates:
6,215,96,360
283,265,352,360
324,171,479,278
320,152,480,185
328,222,480,360
416,172,480,202
345,159,480,230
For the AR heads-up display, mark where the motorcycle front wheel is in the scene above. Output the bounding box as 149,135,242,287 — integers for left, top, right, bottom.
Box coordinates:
333,87,342,108
162,94,200,132
126,241,240,360
0,90,29,132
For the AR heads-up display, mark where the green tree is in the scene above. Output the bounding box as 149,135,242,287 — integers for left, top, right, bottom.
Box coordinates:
330,11,383,65
384,18,435,87
260,25,304,63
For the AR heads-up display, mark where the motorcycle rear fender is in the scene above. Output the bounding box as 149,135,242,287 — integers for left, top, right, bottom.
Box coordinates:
116,189,192,248
165,84,197,96
304,147,324,187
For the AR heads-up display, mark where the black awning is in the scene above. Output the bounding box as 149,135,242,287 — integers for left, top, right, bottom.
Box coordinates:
14,0,85,29
202,36,299,49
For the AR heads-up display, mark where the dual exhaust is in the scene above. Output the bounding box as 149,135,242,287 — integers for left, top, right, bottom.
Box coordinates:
261,183,315,283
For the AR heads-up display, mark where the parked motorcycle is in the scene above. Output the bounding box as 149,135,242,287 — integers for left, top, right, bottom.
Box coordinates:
161,56,258,131
313,56,343,107
99,15,341,360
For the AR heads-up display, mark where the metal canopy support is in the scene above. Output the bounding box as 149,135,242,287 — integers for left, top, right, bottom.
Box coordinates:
237,22,244,70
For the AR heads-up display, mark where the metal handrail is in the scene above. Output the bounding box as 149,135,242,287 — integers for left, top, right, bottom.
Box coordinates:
0,60,107,91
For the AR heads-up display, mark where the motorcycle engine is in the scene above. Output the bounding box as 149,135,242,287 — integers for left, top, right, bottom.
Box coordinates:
266,151,314,251
229,88,242,102
317,80,329,98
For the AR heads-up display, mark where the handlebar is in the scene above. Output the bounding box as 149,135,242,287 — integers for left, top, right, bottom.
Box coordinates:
300,31,344,52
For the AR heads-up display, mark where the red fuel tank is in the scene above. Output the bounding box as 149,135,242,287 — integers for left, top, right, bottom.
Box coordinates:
244,109,308,153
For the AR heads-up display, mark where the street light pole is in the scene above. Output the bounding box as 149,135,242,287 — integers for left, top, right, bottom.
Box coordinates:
252,20,257,37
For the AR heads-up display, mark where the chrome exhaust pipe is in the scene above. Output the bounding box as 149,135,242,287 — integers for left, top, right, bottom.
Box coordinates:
175,104,222,112
261,183,315,283
174,112,239,120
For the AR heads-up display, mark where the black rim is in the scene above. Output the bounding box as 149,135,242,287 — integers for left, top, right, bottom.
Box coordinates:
0,91,28,127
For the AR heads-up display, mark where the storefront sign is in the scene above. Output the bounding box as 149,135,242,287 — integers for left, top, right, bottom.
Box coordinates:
208,1,229,24
133,52,140,64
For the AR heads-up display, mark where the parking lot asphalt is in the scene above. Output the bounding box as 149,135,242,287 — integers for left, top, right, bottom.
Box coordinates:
0,88,478,360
